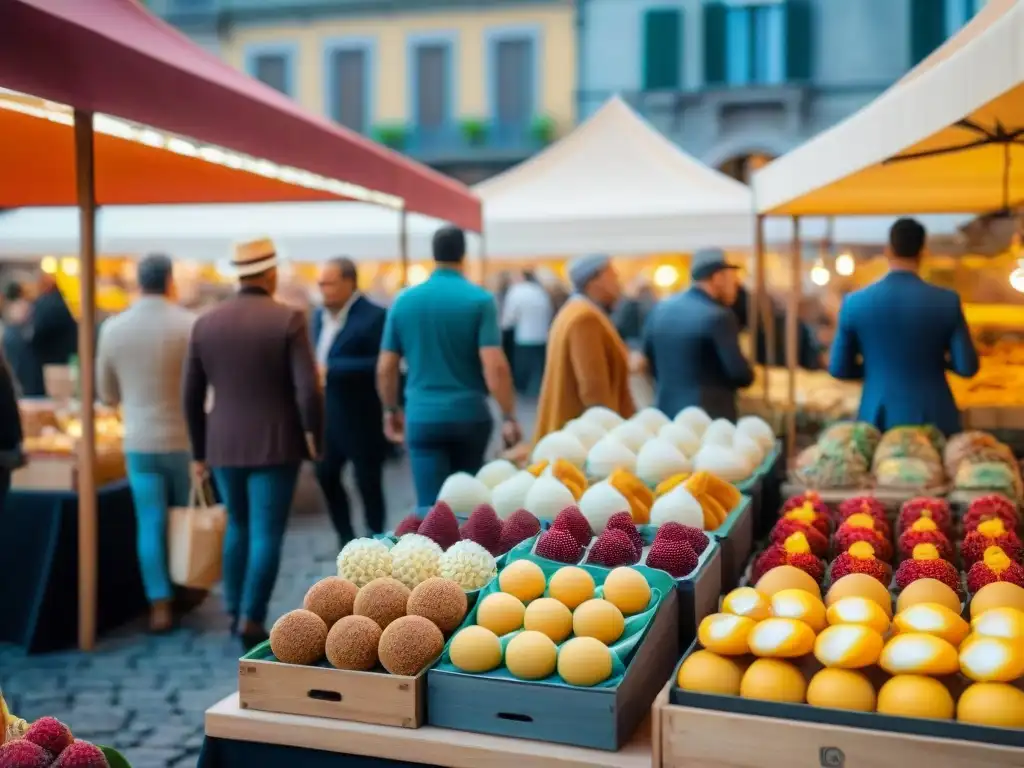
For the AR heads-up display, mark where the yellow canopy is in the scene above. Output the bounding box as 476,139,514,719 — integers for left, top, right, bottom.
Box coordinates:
752,0,1024,216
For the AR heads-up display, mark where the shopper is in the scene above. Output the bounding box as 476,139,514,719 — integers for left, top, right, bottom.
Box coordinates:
313,257,388,547
641,248,754,421
534,254,635,440
183,238,323,650
377,226,519,508
0,348,24,517
30,273,78,368
830,217,979,435
96,254,195,633
501,269,553,397
1,282,44,397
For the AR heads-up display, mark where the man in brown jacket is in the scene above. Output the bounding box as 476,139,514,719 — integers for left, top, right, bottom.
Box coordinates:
183,238,323,650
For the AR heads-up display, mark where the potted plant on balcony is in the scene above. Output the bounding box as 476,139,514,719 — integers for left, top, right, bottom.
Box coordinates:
529,115,556,145
371,123,408,150
459,118,488,146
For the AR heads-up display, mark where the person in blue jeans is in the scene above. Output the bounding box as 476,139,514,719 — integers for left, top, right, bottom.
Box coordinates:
377,226,521,507
96,254,196,633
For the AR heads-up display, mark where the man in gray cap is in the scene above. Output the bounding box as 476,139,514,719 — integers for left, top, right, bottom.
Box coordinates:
535,254,635,439
640,248,754,420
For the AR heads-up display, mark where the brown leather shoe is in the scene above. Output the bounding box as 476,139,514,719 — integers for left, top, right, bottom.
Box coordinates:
149,600,173,634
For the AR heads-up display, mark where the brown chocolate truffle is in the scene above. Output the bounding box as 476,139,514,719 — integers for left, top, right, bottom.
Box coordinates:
326,615,382,671
377,615,444,676
303,576,359,627
353,577,411,631
406,577,468,634
270,609,328,665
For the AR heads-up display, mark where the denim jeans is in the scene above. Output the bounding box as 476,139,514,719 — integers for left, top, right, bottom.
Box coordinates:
406,419,493,508
212,464,300,626
124,451,191,603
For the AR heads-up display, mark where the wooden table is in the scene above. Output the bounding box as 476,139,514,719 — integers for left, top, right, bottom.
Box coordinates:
203,694,654,768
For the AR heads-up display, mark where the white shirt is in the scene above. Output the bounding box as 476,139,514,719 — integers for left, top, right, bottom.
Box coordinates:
501,281,553,345
316,292,361,366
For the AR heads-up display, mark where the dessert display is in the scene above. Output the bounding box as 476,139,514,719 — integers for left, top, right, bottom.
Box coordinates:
0,705,128,767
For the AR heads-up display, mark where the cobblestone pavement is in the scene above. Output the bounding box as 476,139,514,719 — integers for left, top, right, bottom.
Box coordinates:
1,402,536,768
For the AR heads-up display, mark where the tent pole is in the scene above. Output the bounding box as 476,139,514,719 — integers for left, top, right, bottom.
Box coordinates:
786,215,801,464
751,214,764,405
399,207,409,288
73,109,98,653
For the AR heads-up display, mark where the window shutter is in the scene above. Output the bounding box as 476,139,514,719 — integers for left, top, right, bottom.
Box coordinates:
910,0,946,64
703,2,728,86
643,8,683,90
784,0,813,81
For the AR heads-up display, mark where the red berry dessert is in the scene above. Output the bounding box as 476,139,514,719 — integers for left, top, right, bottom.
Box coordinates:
751,532,826,584
586,528,641,567
962,495,1020,533
551,506,593,547
897,517,954,562
459,504,504,554
837,497,889,529
894,543,961,595
604,511,644,556
770,518,829,556
966,546,1024,594
52,741,109,768
778,501,831,537
23,717,74,757
655,522,709,555
828,541,892,586
418,502,461,549
535,528,583,564
645,538,699,578
833,513,893,562
395,514,424,538
961,518,1022,567
497,509,541,554
898,497,951,535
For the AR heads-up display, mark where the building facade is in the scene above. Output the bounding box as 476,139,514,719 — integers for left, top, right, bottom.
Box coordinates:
152,0,576,184
578,0,987,180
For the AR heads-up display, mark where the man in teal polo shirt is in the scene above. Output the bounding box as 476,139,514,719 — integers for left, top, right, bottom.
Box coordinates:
377,226,520,507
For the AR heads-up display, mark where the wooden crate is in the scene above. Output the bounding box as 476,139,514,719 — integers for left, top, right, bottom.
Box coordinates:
653,691,1024,767
238,657,426,728
427,590,679,751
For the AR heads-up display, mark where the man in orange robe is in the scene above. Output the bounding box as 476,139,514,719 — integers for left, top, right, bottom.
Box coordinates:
535,254,635,440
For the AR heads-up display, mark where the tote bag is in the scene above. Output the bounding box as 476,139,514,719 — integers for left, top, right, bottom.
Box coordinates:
168,482,226,590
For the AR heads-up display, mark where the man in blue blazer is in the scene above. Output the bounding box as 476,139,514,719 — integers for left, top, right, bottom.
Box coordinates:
829,218,979,436
313,257,388,545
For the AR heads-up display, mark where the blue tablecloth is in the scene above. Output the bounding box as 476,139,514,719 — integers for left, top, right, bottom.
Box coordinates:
0,480,148,653
198,737,440,767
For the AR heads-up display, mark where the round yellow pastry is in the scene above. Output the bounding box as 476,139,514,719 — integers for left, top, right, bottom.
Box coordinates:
879,633,959,676
813,624,884,669
970,606,1024,640
897,578,961,615
740,659,806,703
499,560,547,603
557,637,613,687
548,566,595,610
572,599,625,645
747,617,816,658
827,573,894,617
825,596,890,635
476,592,526,637
806,669,876,712
721,587,772,621
504,630,557,680
876,675,954,719
676,650,744,696
448,626,503,673
892,603,970,646
755,565,821,599
600,567,650,615
770,589,827,632
697,613,756,656
956,683,1024,728
958,634,1024,683
970,582,1024,619
524,598,573,643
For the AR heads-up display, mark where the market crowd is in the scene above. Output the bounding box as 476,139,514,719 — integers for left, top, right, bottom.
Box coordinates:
0,216,976,650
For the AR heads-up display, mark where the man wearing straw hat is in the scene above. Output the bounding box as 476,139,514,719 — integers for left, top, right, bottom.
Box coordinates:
183,237,323,650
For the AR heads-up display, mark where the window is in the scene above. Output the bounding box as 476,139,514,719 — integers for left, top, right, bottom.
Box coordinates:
944,0,982,36
413,43,451,130
252,53,290,95
328,47,369,133
492,36,535,138
724,3,785,86
642,9,683,91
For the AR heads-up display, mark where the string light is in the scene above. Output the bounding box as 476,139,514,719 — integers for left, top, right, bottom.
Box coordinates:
40,256,57,274
835,252,855,276
0,91,403,209
60,257,80,276
1010,259,1024,293
810,259,831,286
407,264,429,285
653,264,679,289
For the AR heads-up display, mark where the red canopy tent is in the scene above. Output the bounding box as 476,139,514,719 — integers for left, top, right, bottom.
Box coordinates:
0,0,482,651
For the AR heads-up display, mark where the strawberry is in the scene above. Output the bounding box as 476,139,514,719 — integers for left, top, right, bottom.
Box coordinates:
586,528,639,567
605,511,644,556
646,539,699,578
654,523,709,555
535,528,583,564
418,502,460,549
551,506,593,546
394,514,423,538
497,509,541,554
460,504,503,553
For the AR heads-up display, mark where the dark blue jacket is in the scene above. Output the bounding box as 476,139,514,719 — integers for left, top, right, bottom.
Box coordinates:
829,271,979,436
642,287,755,421
2,322,44,397
312,296,387,460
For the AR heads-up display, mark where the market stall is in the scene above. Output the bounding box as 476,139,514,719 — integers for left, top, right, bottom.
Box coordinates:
0,0,481,652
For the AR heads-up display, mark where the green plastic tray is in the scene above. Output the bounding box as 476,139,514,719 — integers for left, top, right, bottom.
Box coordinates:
735,441,782,494
432,553,674,690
